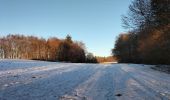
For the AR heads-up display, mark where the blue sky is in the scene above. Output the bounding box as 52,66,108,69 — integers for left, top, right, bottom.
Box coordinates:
0,0,131,56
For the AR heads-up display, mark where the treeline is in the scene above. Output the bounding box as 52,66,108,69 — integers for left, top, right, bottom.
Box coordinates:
96,56,117,63
0,34,97,63
113,0,170,64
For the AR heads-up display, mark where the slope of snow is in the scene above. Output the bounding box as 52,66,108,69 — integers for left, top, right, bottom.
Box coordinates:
0,59,170,100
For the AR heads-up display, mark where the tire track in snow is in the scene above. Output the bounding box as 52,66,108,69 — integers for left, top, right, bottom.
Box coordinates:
0,60,170,100
0,63,82,89
119,64,170,100
0,64,99,100
60,64,116,100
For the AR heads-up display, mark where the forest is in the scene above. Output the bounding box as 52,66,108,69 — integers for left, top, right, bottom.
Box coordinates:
112,0,170,64
0,34,116,63
0,34,100,63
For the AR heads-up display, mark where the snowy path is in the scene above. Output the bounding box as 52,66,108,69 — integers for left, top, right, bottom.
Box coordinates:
0,60,170,100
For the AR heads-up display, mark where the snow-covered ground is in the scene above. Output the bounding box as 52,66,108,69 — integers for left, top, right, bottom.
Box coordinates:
0,59,170,100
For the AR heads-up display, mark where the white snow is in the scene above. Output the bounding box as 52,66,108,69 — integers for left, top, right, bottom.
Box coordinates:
0,59,170,100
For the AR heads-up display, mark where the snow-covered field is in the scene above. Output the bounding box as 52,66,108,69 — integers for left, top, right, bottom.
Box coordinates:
0,59,170,100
